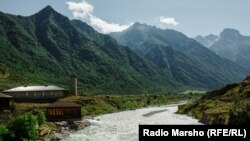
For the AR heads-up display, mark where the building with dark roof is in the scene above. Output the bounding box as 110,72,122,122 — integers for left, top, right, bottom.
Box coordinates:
0,93,12,110
3,85,68,100
46,101,82,121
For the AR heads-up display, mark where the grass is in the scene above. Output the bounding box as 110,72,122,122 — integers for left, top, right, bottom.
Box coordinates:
10,93,201,118
180,89,206,95
177,83,250,124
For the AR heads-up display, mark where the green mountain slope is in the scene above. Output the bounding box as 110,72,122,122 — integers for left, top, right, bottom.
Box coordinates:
177,76,250,125
0,6,179,94
110,23,248,89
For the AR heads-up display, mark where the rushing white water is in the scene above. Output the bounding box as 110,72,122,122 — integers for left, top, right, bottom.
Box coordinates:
63,104,201,141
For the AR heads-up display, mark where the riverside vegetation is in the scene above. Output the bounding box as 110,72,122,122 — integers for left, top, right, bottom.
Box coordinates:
177,76,250,125
0,109,46,141
0,93,201,141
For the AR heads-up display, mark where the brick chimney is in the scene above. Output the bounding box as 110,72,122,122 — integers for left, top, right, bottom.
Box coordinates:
70,74,77,96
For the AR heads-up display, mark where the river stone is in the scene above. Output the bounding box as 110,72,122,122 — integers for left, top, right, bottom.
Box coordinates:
51,133,64,140
40,128,51,136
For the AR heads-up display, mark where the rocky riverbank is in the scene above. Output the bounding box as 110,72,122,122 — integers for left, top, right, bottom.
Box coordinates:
37,120,90,141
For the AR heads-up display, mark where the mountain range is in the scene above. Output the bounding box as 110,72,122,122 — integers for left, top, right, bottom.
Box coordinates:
110,23,248,89
195,29,250,71
0,6,248,93
0,6,179,93
195,34,218,48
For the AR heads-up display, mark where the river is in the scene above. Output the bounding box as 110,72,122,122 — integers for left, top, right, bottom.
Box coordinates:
63,104,201,141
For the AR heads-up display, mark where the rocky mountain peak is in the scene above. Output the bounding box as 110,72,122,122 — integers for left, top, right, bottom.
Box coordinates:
220,28,241,39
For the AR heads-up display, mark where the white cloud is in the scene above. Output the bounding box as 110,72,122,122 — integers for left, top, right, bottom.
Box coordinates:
66,1,93,19
66,0,132,33
159,16,179,26
89,15,133,34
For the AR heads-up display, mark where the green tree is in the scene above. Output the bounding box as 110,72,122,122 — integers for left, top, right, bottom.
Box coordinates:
7,113,38,140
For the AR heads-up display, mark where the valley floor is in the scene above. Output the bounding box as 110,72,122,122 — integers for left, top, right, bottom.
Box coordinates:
63,103,201,141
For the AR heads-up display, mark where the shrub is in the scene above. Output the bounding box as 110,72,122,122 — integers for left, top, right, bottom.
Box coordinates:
125,101,137,110
0,125,9,141
10,102,16,113
7,112,38,140
228,101,250,124
30,109,46,126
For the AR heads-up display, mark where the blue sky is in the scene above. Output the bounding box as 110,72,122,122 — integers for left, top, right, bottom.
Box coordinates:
0,0,249,37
